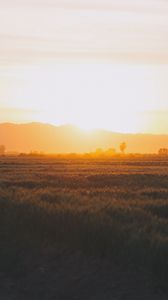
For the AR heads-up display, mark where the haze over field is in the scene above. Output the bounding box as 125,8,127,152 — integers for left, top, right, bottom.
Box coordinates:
0,0,168,135
1,122,168,153
0,3,168,298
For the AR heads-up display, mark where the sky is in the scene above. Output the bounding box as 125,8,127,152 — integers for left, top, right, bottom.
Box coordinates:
0,0,168,133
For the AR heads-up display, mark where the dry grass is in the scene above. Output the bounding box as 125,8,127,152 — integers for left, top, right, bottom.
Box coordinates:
0,155,168,292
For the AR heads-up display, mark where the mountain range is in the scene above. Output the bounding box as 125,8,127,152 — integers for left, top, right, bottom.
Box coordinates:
0,122,168,154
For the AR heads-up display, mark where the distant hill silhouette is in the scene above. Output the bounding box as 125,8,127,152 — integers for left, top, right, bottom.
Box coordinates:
0,122,168,153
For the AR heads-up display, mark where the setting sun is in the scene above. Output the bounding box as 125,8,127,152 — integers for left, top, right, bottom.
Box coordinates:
0,0,168,137
2,62,167,134
0,2,168,297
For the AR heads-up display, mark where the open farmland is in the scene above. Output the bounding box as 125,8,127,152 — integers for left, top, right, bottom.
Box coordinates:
0,155,168,299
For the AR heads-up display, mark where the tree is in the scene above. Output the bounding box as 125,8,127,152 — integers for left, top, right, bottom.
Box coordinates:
158,148,168,155
106,148,116,156
0,145,6,155
95,148,103,155
120,142,127,154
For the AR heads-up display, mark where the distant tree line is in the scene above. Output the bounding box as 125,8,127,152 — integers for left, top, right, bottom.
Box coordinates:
158,148,168,155
93,142,127,157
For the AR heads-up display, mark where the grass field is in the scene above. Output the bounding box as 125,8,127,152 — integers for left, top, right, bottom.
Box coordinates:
0,155,168,299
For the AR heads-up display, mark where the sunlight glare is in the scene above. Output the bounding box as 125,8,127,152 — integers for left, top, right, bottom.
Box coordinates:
5,62,167,134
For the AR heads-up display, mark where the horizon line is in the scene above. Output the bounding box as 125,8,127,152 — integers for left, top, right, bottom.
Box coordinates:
0,121,168,136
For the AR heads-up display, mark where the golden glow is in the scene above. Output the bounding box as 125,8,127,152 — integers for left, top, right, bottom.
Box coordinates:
2,63,167,134
0,0,168,134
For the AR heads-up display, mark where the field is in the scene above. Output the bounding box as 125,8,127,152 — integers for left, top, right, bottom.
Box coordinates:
0,155,168,299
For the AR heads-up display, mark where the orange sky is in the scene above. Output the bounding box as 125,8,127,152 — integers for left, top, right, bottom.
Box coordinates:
0,0,168,133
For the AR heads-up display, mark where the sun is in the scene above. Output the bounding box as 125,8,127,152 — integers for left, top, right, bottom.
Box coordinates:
75,121,97,132
10,62,155,134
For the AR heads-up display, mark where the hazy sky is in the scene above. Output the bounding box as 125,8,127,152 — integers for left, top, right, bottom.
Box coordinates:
0,0,168,133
